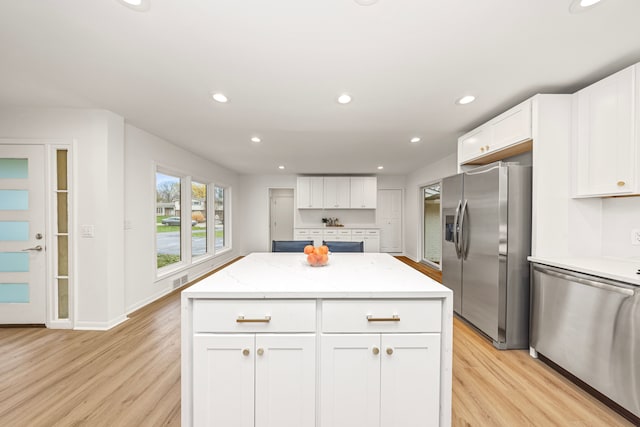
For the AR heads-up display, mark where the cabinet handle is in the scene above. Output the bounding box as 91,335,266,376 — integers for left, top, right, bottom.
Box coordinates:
257,348,264,356
480,147,485,152
366,314,400,322
485,145,490,150
617,181,626,187
372,346,380,355
386,348,394,355
242,349,250,356
236,315,272,323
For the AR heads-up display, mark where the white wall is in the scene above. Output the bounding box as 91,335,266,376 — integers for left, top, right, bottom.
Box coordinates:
602,197,640,259
0,107,126,328
124,125,240,314
404,153,458,261
238,174,298,254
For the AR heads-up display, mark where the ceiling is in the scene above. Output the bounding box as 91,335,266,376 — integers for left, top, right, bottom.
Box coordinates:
1,0,639,176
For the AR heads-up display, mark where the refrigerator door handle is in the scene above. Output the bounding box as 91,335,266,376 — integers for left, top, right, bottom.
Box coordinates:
453,200,462,258
459,199,468,259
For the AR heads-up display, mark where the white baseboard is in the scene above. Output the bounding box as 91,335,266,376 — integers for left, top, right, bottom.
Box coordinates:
125,286,173,315
74,314,128,331
46,319,73,329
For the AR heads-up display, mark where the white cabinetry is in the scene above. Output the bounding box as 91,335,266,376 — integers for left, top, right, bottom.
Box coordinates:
352,229,380,252
350,177,377,208
320,300,442,427
573,64,639,197
323,177,351,209
458,99,533,167
297,177,324,209
192,300,316,427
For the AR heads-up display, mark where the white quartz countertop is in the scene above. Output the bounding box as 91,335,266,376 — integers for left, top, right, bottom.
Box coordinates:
528,256,640,286
296,226,380,229
184,253,450,299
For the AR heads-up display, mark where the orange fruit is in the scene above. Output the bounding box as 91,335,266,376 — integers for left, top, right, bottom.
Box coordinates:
314,247,321,255
320,254,329,264
319,245,329,254
307,254,316,265
304,245,314,254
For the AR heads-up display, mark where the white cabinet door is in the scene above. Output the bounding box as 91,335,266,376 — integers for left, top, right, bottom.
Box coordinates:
459,127,491,164
350,177,377,208
489,99,532,152
323,177,350,208
297,177,324,208
377,189,402,253
320,334,381,427
193,334,255,427
255,334,316,427
574,65,637,197
363,235,380,253
380,334,441,427
458,99,532,167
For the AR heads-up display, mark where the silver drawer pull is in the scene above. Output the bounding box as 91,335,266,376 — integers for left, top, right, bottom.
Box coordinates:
366,314,400,322
236,315,272,323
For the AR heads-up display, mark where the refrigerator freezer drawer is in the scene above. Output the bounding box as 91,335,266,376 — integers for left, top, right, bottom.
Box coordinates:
530,264,640,417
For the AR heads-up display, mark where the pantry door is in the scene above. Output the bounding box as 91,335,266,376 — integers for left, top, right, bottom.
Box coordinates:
0,145,46,324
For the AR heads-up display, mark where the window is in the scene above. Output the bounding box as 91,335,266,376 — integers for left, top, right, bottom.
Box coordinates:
214,185,228,251
422,182,441,267
156,172,182,269
191,181,207,259
155,167,231,277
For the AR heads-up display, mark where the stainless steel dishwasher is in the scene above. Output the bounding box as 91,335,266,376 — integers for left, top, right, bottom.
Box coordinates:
530,264,639,418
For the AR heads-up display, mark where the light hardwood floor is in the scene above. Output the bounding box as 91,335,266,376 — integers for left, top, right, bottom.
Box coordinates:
0,257,634,426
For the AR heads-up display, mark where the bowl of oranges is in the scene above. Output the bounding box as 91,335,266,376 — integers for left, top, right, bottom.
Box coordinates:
304,244,329,267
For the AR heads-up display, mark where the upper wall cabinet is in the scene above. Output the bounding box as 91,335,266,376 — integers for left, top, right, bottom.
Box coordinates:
297,177,324,209
323,177,351,209
572,64,639,198
458,99,533,167
350,177,377,209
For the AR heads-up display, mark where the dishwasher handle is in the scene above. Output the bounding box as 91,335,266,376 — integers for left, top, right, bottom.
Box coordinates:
534,266,635,296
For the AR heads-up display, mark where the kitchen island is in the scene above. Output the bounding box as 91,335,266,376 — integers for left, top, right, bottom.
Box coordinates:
182,252,453,427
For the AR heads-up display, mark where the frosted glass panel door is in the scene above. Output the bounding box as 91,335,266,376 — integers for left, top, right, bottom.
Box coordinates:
0,145,46,324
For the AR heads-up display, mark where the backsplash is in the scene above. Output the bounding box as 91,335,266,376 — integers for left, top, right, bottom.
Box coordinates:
602,197,640,259
296,209,376,228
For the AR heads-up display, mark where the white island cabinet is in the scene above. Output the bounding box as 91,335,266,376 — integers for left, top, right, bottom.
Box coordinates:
182,253,453,427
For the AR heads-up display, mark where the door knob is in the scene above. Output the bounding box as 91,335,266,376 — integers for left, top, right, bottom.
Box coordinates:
22,245,43,252
242,349,250,356
386,348,394,355
372,346,380,355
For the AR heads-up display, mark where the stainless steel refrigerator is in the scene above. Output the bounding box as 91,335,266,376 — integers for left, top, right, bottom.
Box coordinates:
441,162,531,349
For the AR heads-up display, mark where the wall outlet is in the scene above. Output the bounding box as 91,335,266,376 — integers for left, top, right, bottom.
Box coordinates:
632,229,640,246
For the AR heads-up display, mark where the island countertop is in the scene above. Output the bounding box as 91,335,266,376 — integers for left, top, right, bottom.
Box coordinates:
183,252,451,298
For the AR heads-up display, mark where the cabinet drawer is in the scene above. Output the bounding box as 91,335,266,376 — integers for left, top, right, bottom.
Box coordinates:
365,229,379,236
351,229,366,237
337,229,351,236
322,300,441,333
309,229,323,236
194,300,316,333
294,229,310,236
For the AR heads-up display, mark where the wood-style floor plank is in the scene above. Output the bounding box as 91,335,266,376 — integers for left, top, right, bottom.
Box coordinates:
0,256,633,426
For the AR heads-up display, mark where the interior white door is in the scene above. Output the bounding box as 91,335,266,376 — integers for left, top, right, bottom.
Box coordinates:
270,189,294,244
377,189,402,252
0,145,46,324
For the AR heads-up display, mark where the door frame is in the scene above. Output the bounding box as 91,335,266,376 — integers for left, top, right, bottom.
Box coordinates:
0,139,75,329
268,188,295,250
419,180,443,270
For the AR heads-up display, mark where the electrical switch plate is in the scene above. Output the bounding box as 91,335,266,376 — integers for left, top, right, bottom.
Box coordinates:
631,229,640,246
80,225,95,238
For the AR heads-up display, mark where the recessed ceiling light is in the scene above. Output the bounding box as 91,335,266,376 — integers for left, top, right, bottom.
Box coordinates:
455,95,476,105
117,0,150,11
251,137,261,143
354,0,379,5
278,165,285,170
410,137,421,143
212,93,228,103
377,166,384,170
337,94,352,104
569,0,604,13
